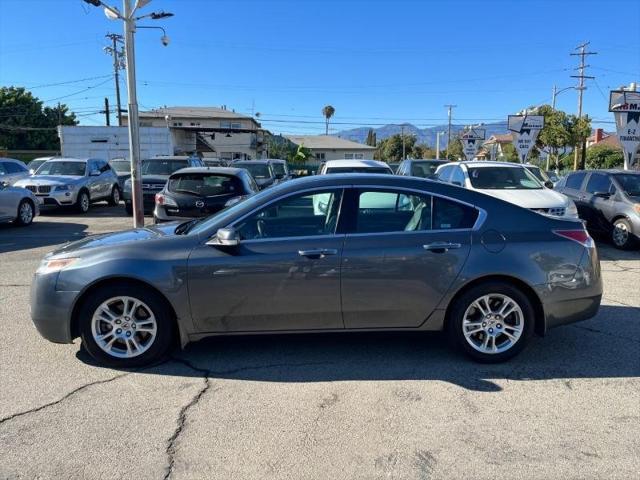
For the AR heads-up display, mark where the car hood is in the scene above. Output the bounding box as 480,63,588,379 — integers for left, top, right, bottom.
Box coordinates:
50,222,181,256
475,188,569,209
15,175,84,186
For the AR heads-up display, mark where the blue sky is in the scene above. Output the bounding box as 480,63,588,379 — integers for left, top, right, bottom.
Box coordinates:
1,0,639,136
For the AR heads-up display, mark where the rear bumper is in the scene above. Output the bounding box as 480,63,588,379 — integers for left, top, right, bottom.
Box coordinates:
536,245,603,331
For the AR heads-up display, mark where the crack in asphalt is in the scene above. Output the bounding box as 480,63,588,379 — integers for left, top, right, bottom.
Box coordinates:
603,297,640,309
162,356,335,480
570,324,640,344
0,373,130,426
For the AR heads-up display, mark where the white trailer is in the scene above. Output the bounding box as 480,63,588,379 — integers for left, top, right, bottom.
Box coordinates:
58,126,172,160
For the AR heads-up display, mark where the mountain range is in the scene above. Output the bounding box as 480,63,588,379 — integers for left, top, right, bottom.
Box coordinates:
334,121,509,147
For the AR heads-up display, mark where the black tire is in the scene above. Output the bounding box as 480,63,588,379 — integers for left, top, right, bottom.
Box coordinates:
125,202,133,215
108,185,121,206
611,218,636,250
75,190,90,214
78,283,175,368
15,199,35,226
448,281,535,363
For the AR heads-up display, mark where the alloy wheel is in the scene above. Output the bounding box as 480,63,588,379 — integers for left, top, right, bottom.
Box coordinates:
613,222,629,247
462,293,524,354
80,193,90,212
112,188,120,204
91,296,158,359
19,201,33,224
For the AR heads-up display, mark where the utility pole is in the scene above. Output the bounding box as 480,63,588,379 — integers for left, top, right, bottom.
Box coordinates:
436,131,445,159
105,33,124,126
570,42,596,170
444,104,456,159
401,124,406,160
104,97,111,126
552,85,557,109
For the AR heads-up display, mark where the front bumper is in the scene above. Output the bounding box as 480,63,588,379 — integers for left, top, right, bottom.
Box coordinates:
33,189,78,208
536,245,603,331
30,271,78,344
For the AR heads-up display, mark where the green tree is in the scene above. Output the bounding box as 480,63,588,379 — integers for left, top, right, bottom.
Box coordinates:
267,135,297,160
0,86,77,150
291,143,313,164
365,129,377,147
443,138,464,161
322,105,335,135
413,143,436,159
499,143,520,162
586,144,624,169
376,134,417,161
536,105,572,170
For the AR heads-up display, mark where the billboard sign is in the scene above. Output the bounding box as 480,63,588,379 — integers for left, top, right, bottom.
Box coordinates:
459,128,486,161
609,90,640,170
508,114,544,163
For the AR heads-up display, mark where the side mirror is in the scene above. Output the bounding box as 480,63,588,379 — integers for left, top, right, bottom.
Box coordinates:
593,191,611,199
206,227,240,247
544,180,554,189
90,169,101,176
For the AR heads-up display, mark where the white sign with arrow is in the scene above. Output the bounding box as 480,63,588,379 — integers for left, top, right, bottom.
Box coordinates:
508,114,544,163
609,90,640,170
459,128,486,161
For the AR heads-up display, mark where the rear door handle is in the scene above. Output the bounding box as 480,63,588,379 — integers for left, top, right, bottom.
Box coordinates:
423,242,462,253
298,248,338,259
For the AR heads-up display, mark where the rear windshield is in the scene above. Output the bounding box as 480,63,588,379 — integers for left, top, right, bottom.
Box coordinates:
272,163,287,175
236,163,272,179
467,166,542,190
36,161,86,176
326,167,391,174
141,160,189,176
110,160,131,173
168,173,240,196
614,173,640,196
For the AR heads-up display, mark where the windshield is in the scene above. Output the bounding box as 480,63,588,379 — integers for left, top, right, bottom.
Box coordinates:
236,163,272,179
28,160,45,171
36,161,86,176
271,163,287,176
411,161,446,177
326,167,391,174
141,159,189,176
110,160,131,173
525,166,550,183
467,166,542,189
614,173,640,196
168,173,240,196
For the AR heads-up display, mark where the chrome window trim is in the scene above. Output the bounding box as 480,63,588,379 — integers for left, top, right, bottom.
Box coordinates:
242,233,345,245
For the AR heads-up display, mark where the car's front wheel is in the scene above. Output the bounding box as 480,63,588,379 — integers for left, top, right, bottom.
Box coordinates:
611,218,636,250
15,199,35,226
76,190,90,213
78,284,174,367
448,282,534,363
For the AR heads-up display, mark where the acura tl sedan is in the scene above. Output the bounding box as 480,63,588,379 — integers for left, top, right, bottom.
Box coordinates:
31,174,602,367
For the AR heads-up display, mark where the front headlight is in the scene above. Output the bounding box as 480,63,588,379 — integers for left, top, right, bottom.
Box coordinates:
36,258,79,274
633,204,640,217
565,200,579,218
54,184,74,192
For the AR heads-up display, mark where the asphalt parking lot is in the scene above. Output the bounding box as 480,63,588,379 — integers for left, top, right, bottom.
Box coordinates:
0,204,638,480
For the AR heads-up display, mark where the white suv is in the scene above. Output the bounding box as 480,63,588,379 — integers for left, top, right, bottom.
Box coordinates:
436,161,578,219
318,159,393,175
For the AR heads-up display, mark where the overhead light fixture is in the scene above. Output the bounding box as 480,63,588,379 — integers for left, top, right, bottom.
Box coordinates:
104,6,120,20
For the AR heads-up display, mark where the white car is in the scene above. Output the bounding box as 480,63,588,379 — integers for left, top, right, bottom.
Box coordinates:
436,161,578,219
0,157,30,185
318,159,393,175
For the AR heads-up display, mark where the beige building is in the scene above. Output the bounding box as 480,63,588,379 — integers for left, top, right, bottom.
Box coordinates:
285,135,375,164
124,106,268,160
478,134,513,160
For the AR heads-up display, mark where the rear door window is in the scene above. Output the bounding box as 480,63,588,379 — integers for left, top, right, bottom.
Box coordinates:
450,167,465,186
585,173,612,194
433,196,478,230
437,165,453,182
354,189,432,233
565,172,587,190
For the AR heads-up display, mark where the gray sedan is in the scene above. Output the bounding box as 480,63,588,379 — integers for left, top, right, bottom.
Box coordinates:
0,182,39,225
31,174,602,367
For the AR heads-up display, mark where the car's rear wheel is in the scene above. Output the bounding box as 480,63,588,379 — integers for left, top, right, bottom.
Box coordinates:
611,218,636,250
79,284,174,367
108,185,121,206
76,190,90,213
448,282,534,363
15,199,34,226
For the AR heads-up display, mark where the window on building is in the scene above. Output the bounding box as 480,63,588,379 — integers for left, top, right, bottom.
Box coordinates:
316,153,326,160
344,153,354,160
354,153,364,159
221,121,242,129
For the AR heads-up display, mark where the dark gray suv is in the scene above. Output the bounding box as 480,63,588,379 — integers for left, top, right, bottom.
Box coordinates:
31,174,602,367
556,169,640,249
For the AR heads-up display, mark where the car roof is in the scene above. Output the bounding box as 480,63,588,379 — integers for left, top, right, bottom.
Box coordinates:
143,156,195,161
410,159,446,163
233,160,272,165
42,157,89,163
574,169,639,174
170,166,246,176
0,157,26,164
445,161,526,169
324,159,391,169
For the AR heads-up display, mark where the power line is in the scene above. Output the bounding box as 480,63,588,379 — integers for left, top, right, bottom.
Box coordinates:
570,41,597,170
20,74,114,90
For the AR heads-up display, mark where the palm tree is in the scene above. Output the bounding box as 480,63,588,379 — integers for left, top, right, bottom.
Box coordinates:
322,105,335,135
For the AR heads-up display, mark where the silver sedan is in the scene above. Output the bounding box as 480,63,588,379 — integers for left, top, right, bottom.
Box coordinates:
0,182,39,226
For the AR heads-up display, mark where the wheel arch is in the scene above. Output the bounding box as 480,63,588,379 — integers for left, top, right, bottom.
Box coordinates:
70,276,182,346
443,274,546,336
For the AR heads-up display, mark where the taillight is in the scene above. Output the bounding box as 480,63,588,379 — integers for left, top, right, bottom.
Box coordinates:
553,229,593,247
155,193,164,205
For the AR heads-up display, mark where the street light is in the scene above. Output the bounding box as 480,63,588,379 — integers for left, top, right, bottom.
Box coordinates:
552,85,575,110
82,0,173,228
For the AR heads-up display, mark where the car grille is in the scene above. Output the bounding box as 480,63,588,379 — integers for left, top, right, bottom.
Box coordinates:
142,183,164,191
531,207,565,217
24,185,51,194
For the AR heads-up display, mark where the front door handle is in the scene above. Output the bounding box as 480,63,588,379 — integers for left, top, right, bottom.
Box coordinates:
423,242,462,253
298,248,338,259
